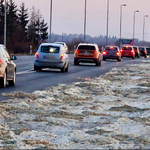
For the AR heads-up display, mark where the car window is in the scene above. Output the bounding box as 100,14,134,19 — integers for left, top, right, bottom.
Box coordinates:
0,46,10,59
78,45,95,50
138,47,144,51
41,46,60,53
133,47,137,50
122,47,132,50
105,47,118,51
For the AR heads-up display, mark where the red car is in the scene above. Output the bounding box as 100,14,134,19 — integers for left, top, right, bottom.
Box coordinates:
120,46,135,59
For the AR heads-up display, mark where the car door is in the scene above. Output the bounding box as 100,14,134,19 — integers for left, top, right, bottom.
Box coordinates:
1,46,15,79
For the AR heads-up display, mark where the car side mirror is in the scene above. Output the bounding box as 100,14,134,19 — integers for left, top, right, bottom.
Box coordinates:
11,55,17,60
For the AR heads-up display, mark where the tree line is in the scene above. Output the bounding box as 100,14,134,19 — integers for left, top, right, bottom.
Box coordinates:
0,0,48,54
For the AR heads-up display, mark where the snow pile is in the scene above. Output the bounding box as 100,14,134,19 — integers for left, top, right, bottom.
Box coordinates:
1,60,150,149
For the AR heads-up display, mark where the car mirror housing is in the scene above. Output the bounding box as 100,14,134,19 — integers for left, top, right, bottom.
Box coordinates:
11,55,17,60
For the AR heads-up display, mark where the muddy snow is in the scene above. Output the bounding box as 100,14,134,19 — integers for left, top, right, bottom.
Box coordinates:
0,59,150,149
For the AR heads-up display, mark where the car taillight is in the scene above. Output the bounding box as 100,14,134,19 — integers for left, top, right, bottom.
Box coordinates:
0,59,3,66
94,50,98,55
75,49,79,54
144,50,146,53
120,49,123,52
116,52,120,55
35,52,39,59
102,51,107,55
131,50,134,53
59,53,64,60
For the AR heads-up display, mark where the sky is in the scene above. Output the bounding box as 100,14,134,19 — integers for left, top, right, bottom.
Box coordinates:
14,0,150,41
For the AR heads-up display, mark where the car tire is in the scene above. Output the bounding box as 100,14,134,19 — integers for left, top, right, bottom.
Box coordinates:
0,71,7,88
65,64,69,72
103,58,106,61
145,55,147,58
9,71,16,86
61,65,66,73
34,65,42,71
74,60,79,65
118,58,121,61
132,56,135,59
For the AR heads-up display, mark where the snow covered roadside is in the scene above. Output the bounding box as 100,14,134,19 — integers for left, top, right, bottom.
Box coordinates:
0,60,150,149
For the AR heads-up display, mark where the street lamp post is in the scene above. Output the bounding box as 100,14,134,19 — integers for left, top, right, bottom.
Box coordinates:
49,0,52,43
143,15,148,45
133,10,139,42
84,0,87,42
4,0,6,46
106,0,109,45
119,4,126,40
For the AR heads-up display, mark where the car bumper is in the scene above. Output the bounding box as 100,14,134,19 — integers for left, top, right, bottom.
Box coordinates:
74,58,100,63
103,55,120,59
34,60,65,69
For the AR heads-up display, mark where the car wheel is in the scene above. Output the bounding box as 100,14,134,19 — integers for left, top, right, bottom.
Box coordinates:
74,61,79,65
132,56,135,59
145,55,147,58
9,71,16,86
118,58,121,61
34,65,42,71
65,64,69,72
103,58,106,61
61,65,66,73
0,71,7,88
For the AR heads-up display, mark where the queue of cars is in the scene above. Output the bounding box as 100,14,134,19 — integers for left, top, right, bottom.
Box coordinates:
0,42,150,88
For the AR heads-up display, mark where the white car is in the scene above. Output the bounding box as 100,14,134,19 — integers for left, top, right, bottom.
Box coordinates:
34,43,69,72
0,44,17,88
54,42,68,53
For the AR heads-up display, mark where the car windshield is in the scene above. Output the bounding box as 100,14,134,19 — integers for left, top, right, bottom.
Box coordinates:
78,45,95,50
41,46,60,53
122,47,132,50
105,47,117,51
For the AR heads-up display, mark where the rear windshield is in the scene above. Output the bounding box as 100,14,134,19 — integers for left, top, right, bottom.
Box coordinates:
146,48,150,51
78,45,95,50
122,47,132,50
41,46,60,53
105,47,118,51
133,47,137,50
138,47,145,51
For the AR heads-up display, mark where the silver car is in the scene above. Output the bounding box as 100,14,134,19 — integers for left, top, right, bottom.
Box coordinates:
0,44,17,88
34,43,69,72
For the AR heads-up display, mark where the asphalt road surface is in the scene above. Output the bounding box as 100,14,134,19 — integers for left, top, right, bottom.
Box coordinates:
0,54,149,101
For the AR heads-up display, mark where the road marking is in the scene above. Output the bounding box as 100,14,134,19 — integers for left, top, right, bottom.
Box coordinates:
17,69,34,75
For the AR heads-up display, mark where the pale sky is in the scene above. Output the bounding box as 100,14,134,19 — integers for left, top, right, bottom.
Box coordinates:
14,0,150,41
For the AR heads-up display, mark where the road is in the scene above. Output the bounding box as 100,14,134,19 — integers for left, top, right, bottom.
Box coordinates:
0,54,149,101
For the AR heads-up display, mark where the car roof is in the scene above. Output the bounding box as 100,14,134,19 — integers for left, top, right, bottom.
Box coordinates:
40,43,62,47
78,43,97,46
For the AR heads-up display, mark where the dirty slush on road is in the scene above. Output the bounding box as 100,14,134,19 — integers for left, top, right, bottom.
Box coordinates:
0,60,150,149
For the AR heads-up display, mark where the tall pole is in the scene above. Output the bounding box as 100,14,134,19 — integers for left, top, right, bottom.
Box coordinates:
4,0,6,46
143,15,148,45
133,10,139,42
119,4,126,40
106,0,109,45
84,0,87,42
49,0,52,43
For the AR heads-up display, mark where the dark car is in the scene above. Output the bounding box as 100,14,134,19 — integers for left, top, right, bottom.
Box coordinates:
133,46,140,58
120,46,135,59
0,44,17,88
102,46,121,61
138,47,147,58
146,47,150,55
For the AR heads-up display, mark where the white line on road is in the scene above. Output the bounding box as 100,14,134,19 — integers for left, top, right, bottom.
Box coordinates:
17,69,34,75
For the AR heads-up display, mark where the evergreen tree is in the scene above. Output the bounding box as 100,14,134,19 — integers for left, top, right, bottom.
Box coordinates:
7,0,18,43
18,2,29,42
